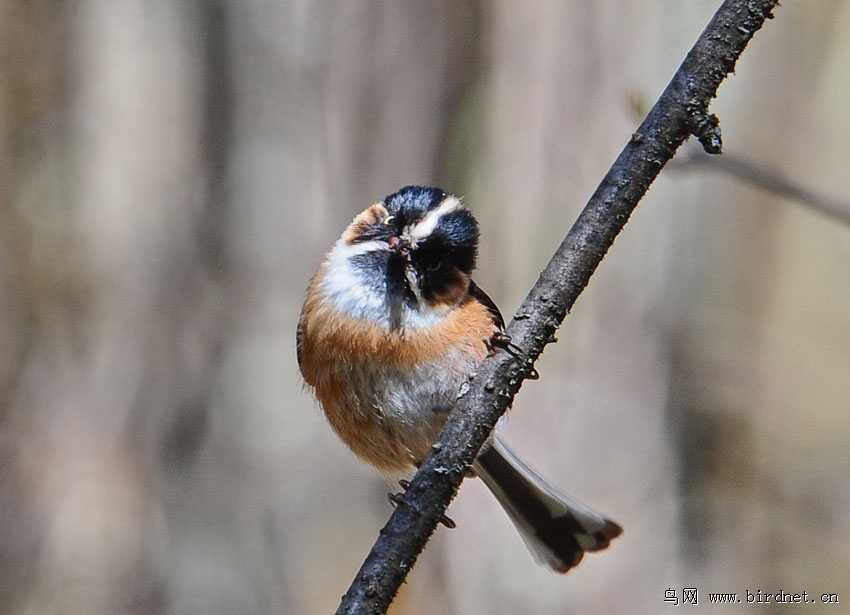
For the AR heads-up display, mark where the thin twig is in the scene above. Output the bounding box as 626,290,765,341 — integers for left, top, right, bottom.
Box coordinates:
336,1,780,613
671,143,850,225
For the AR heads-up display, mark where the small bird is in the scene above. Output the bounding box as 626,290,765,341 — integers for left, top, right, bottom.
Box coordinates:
297,186,622,573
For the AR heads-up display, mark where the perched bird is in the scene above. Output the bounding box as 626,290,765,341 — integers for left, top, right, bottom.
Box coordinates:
297,186,622,573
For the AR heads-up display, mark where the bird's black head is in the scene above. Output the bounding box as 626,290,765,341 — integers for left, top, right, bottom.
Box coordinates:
384,185,479,273
381,186,480,322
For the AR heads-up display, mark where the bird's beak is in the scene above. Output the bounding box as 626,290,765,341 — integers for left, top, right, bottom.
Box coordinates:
388,236,411,260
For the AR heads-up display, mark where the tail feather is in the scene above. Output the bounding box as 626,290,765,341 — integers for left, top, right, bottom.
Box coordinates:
473,437,622,573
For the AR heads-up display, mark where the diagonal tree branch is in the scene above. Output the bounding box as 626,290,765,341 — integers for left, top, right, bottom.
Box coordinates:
337,1,779,613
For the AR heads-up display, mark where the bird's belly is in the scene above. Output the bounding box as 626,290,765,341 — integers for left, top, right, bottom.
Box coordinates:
318,350,476,474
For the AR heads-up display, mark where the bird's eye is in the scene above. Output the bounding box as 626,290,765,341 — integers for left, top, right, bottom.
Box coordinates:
384,215,395,225
427,259,442,272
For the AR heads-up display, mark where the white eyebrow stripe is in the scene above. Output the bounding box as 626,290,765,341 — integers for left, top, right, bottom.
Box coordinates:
407,195,462,242
332,239,388,259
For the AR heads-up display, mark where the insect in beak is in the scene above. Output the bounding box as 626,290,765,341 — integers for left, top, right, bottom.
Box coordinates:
388,236,411,260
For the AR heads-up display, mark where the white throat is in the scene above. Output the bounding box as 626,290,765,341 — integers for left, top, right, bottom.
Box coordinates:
320,238,444,330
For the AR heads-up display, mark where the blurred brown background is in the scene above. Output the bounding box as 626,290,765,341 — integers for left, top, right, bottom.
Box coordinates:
2,1,849,613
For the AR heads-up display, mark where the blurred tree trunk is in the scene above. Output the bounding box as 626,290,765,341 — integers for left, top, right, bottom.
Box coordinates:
1,2,228,613
0,2,71,611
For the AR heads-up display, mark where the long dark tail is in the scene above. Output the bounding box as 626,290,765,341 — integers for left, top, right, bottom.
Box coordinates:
473,437,622,573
